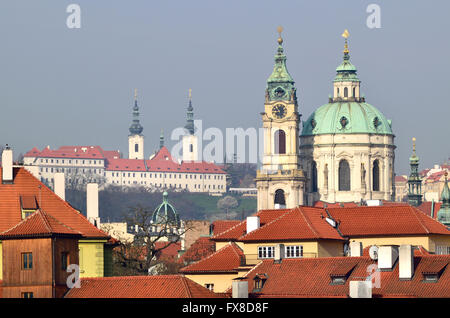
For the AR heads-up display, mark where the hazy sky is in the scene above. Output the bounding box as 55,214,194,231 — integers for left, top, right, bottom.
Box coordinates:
0,0,449,174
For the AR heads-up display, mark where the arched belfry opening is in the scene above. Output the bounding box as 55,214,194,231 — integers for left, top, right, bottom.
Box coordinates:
311,161,318,192
274,189,286,209
274,130,286,154
338,160,351,191
373,160,380,191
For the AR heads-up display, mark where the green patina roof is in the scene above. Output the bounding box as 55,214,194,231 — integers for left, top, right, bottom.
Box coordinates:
301,102,393,136
438,175,450,226
151,191,180,227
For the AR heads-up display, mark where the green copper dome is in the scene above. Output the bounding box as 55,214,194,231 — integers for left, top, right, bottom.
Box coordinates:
301,102,393,136
151,191,180,227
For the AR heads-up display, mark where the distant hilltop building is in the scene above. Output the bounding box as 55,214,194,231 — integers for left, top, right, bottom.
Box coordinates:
23,90,226,194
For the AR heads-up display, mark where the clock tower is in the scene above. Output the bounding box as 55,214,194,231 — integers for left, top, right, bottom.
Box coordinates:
255,27,306,210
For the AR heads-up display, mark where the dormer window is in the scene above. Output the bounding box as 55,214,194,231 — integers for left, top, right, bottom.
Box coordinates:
253,274,268,292
422,261,447,283
20,196,39,219
330,263,356,285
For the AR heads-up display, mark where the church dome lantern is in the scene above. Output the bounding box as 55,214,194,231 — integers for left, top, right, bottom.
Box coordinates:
151,191,180,227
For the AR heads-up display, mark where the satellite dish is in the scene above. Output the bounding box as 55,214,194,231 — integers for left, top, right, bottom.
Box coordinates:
369,246,379,260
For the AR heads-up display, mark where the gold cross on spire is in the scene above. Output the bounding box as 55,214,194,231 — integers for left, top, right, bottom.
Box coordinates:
342,29,349,54
189,88,192,100
277,26,283,45
134,88,138,101
412,137,416,155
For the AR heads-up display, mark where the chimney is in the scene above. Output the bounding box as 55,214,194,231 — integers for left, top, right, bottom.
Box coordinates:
246,216,260,234
54,172,65,200
2,145,13,184
350,241,363,257
274,244,285,262
87,183,100,227
399,245,414,280
378,246,399,271
349,281,372,298
232,280,248,298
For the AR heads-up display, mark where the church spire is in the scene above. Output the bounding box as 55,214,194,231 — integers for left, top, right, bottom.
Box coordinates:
407,137,423,207
184,88,195,135
160,129,164,149
266,26,296,103
129,88,144,135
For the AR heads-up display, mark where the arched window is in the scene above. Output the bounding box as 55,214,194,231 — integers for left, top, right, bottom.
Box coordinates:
337,88,340,96
338,160,351,191
190,144,193,153
311,161,318,192
373,160,380,191
344,87,348,97
353,87,356,97
274,130,286,154
135,144,139,152
274,189,286,207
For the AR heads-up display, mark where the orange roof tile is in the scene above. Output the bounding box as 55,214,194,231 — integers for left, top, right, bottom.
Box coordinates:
0,209,81,239
64,275,221,298
178,236,216,265
417,201,442,219
211,220,241,236
239,207,344,242
327,205,450,237
0,167,109,239
180,242,244,273
243,253,450,298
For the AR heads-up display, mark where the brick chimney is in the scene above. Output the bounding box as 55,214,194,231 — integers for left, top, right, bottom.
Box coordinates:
54,172,65,200
2,145,13,184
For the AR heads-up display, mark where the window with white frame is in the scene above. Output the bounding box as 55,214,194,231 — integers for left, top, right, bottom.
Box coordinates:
285,245,303,258
436,245,450,255
258,246,275,259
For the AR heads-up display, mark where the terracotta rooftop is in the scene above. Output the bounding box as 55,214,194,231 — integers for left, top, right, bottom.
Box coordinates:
211,220,241,236
64,275,221,298
0,167,109,239
242,252,450,298
24,145,120,160
178,236,216,265
180,242,244,273
417,201,442,219
327,205,450,237
0,209,81,239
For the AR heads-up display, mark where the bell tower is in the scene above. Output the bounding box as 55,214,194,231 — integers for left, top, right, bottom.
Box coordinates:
255,27,306,210
128,89,144,159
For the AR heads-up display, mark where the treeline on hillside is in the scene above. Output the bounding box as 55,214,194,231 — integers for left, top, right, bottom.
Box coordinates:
224,163,257,188
66,186,256,223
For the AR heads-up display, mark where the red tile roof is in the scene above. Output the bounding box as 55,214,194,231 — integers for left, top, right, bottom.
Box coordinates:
327,205,450,237
395,175,407,183
154,241,181,262
178,236,216,265
106,158,147,171
180,242,244,273
211,209,290,241
211,220,241,236
0,209,81,239
417,201,442,219
242,253,450,298
239,207,344,242
313,201,358,208
24,146,119,160
0,167,109,239
64,275,221,298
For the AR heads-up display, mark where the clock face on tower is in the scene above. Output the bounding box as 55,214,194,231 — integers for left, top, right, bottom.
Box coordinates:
272,104,287,119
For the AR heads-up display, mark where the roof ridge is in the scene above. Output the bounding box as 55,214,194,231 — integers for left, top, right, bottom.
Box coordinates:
180,241,236,271
238,209,293,240
211,219,247,239
409,205,430,234
37,209,54,233
0,209,41,235
180,275,193,298
297,206,320,238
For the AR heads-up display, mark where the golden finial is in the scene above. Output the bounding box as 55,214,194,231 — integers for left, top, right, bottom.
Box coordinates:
134,88,138,101
412,137,416,154
277,26,283,45
189,88,192,100
342,29,349,54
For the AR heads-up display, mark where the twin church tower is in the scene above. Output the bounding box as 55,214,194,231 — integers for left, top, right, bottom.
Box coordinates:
256,28,395,210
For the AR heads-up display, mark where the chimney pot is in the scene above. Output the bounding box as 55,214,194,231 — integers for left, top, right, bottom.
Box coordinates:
274,244,285,262
87,183,100,227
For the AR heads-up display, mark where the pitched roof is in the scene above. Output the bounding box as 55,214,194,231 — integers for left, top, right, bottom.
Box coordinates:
0,167,109,239
178,236,216,265
154,241,181,262
180,242,244,273
239,207,344,242
417,201,442,219
0,209,81,239
211,220,241,236
106,159,147,171
327,205,450,237
24,146,119,160
211,209,290,241
242,253,450,298
64,275,221,298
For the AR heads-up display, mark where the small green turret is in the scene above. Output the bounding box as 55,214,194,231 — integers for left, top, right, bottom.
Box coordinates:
407,137,422,207
437,171,450,228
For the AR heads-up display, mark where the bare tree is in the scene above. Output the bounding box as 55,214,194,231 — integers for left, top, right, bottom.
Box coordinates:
65,169,106,190
217,195,239,220
113,204,192,276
